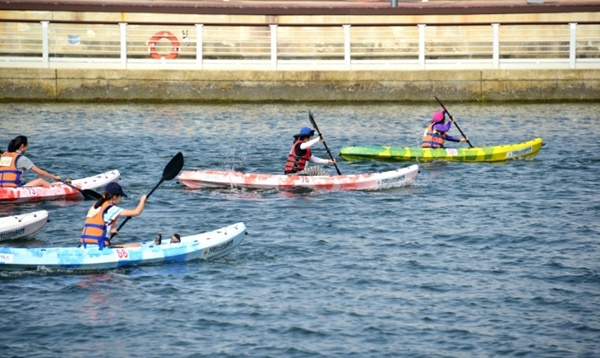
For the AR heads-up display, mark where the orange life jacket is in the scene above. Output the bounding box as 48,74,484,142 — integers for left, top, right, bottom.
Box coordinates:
284,140,312,174
80,201,116,250
421,123,447,148
0,152,23,187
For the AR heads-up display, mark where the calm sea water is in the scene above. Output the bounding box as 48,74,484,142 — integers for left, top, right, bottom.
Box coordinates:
0,102,599,357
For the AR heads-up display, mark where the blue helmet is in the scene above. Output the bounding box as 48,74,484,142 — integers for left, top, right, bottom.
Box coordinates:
104,182,128,197
293,127,315,138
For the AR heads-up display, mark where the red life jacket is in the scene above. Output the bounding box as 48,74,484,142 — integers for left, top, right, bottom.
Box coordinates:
0,152,23,187
80,201,116,250
421,123,447,148
284,140,311,174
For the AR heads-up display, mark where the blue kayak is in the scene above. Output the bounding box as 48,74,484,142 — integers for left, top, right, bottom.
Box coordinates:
0,222,246,271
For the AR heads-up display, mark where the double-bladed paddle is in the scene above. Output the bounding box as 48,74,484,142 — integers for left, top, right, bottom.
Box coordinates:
434,96,474,148
308,111,342,175
60,179,102,201
110,152,184,238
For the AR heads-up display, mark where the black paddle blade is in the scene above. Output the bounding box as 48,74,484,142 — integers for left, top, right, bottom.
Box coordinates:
162,152,185,181
61,180,102,200
81,189,102,201
146,152,184,198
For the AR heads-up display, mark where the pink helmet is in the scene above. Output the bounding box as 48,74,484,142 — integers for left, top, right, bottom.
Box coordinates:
432,111,445,122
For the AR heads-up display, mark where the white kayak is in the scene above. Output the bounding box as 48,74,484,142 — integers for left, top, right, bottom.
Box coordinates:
178,164,420,191
0,210,49,241
0,169,120,203
0,222,246,271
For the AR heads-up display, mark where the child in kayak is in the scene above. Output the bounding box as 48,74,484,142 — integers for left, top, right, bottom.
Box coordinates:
284,126,335,176
151,233,180,245
80,182,147,249
422,111,469,148
170,233,181,244
0,135,61,188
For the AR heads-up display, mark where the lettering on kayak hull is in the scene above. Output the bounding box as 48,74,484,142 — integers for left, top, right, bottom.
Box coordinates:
0,253,14,263
507,146,533,158
208,239,234,255
0,228,25,240
379,175,405,186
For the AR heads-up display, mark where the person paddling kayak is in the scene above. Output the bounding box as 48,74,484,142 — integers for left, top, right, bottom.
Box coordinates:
80,182,147,249
284,126,335,176
421,111,469,148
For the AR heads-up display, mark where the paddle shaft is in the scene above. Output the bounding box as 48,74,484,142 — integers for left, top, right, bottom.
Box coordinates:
308,111,342,175
434,96,474,148
110,152,184,239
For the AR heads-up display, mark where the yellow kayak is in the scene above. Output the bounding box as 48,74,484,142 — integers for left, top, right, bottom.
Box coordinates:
339,137,544,162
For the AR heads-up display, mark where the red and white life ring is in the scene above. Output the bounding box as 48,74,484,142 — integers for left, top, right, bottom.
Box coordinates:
147,31,180,60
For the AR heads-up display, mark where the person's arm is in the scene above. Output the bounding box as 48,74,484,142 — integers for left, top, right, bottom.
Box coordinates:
120,195,147,217
30,165,60,181
434,122,452,133
445,135,461,142
309,155,334,164
445,135,468,143
105,196,147,238
18,156,59,181
300,137,321,150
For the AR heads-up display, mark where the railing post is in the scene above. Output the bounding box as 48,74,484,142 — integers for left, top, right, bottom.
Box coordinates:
569,23,577,69
119,23,127,69
41,21,49,68
391,0,397,8
492,23,499,69
196,24,204,69
418,24,426,69
270,24,278,70
344,24,351,69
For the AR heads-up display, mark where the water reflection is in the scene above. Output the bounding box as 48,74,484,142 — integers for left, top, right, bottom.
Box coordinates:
74,273,114,324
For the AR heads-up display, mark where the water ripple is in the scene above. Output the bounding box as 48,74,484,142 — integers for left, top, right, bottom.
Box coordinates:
1,102,599,357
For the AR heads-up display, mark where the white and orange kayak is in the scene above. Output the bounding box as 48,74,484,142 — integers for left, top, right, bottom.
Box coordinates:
0,210,49,241
179,165,419,191
0,170,120,203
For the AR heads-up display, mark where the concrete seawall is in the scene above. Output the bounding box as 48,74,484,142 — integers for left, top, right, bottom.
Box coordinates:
1,68,598,102
2,1,599,102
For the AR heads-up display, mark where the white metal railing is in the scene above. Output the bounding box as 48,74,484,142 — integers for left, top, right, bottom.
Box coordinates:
0,21,599,71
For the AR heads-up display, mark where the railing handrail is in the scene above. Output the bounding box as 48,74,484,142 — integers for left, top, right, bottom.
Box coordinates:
0,20,598,71
1,0,598,16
